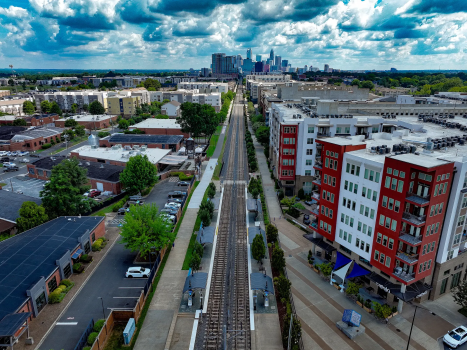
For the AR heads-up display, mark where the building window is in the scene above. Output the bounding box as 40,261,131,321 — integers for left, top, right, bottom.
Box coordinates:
63,263,72,278
385,256,391,267
306,149,312,155
48,276,58,293
308,126,314,133
305,170,311,176
451,272,462,289
440,278,449,294
307,138,313,144
35,292,47,314
306,159,312,166
374,250,379,261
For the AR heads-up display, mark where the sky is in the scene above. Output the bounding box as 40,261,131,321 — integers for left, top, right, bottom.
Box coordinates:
0,0,466,70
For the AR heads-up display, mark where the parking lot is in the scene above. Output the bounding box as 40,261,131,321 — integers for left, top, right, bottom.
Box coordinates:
1,175,47,198
145,177,190,212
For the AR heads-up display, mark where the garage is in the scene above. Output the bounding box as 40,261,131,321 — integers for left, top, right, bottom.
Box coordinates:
96,182,104,191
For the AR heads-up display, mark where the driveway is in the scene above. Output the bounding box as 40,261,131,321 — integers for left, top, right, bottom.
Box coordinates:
38,236,147,350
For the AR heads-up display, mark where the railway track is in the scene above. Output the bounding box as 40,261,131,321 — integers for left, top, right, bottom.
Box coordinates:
195,87,250,350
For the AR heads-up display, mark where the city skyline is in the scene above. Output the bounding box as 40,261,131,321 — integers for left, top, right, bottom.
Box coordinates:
0,0,466,70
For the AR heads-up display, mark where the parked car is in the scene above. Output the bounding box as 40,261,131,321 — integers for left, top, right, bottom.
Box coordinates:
3,162,17,167
30,154,40,158
10,151,18,157
161,213,176,223
165,202,181,208
117,208,128,215
125,267,151,278
20,158,29,163
0,151,7,157
443,326,467,348
3,166,19,172
303,214,310,225
88,190,101,198
0,157,10,163
177,181,190,187
18,151,29,157
160,208,178,215
168,198,183,204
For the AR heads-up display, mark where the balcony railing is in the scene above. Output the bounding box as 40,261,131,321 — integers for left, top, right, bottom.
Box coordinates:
396,250,419,264
313,178,321,186
393,269,416,283
315,153,322,159
314,162,322,169
399,231,423,245
317,132,331,137
406,191,430,205
402,211,426,225
312,192,320,200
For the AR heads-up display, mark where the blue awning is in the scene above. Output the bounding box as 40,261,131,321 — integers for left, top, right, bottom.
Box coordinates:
346,263,371,279
333,252,351,271
250,273,275,294
71,249,83,259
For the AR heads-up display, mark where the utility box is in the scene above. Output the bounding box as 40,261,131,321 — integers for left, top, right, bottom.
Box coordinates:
123,318,136,345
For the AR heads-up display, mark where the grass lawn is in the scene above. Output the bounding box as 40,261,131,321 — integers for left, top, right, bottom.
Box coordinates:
206,125,223,158
212,125,228,181
182,185,210,270
91,204,115,217
0,183,6,187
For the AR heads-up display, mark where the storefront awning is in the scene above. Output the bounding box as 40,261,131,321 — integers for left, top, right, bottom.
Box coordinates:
392,281,433,302
159,155,188,165
247,199,258,212
196,226,215,245
303,235,336,253
71,249,83,259
0,312,31,337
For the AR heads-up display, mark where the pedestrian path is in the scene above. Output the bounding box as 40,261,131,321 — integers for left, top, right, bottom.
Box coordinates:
249,123,449,350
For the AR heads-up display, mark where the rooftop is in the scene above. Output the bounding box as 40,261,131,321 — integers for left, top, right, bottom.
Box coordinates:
0,190,42,223
66,114,116,122
31,156,125,182
0,216,104,320
106,133,184,144
0,126,28,141
73,145,171,165
0,99,28,106
11,127,62,142
130,119,181,129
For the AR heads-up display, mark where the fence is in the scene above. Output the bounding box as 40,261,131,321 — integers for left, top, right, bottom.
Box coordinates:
74,318,94,350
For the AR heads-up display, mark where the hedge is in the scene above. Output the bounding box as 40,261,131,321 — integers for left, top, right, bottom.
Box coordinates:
171,172,193,181
87,332,98,346
41,143,52,149
93,319,105,332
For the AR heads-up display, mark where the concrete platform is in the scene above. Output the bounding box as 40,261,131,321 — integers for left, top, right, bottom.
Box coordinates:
336,321,366,339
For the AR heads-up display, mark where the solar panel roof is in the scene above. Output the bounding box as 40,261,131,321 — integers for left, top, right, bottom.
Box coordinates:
0,216,104,320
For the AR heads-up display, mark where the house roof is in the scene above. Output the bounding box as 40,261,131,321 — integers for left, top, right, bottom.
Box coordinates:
0,190,42,223
167,101,181,107
0,216,104,320
11,127,63,142
0,126,27,141
106,133,183,144
31,156,125,182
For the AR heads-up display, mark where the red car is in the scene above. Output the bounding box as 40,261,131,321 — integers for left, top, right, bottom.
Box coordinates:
88,190,101,198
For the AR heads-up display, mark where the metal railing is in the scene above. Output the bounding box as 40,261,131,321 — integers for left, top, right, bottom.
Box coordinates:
406,191,430,201
399,231,423,244
317,132,331,137
396,250,419,264
74,319,94,350
402,211,426,224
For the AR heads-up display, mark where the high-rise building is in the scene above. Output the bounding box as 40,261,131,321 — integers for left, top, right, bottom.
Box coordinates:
304,65,308,72
247,48,252,60
275,55,281,68
236,54,243,68
254,61,263,73
324,64,330,72
200,68,211,77
269,49,274,61
282,60,288,67
211,53,237,75
212,53,225,74
256,54,262,62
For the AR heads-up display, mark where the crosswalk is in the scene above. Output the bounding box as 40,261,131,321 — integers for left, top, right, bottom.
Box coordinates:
168,177,179,182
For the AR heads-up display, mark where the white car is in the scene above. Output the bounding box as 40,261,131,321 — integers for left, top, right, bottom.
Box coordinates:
20,158,29,163
125,267,151,278
18,151,29,157
3,162,16,167
443,326,467,348
0,151,7,156
165,202,181,209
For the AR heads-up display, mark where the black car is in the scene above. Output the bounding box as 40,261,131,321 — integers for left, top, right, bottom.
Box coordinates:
303,214,310,225
0,157,10,163
3,166,19,172
177,181,190,187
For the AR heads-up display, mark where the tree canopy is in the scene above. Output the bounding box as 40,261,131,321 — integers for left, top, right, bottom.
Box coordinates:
40,158,93,218
251,234,266,263
89,101,105,115
16,202,49,233
177,102,218,139
118,119,130,130
13,118,27,126
50,102,62,116
23,101,35,115
40,100,51,113
120,204,174,256
143,78,162,90
119,154,158,194
65,118,78,127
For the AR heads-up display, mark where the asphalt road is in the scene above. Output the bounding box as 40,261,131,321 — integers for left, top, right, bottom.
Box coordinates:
38,236,147,350
145,177,188,212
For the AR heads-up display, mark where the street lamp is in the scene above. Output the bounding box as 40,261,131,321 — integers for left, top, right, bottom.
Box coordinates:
98,297,106,320
406,303,435,350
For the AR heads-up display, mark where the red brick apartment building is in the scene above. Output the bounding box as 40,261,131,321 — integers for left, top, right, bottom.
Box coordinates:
0,216,105,343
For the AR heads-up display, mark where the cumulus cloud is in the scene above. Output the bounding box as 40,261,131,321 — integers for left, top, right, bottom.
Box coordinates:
0,0,466,69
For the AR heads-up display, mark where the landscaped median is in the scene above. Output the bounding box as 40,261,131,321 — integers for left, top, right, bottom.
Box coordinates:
48,279,75,304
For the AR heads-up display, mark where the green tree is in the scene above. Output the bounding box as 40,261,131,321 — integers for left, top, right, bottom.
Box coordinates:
251,233,266,263
345,282,361,296
453,280,467,311
23,101,35,115
118,119,130,130
13,118,27,126
71,103,78,114
64,118,78,127
120,204,175,256
282,313,301,349
317,262,332,277
16,202,49,233
177,102,218,141
266,223,278,243
40,158,93,218
273,274,291,300
50,102,62,116
251,188,259,199
62,128,76,141
271,246,285,271
189,252,201,272
199,200,214,218
351,79,361,86
89,101,105,115
119,154,158,194
360,80,375,90
74,125,86,137
40,100,51,113
83,104,89,112
255,126,270,145
199,209,212,228
143,78,162,90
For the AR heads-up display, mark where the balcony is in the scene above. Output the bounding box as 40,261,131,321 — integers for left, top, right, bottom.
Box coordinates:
317,132,331,137
311,191,320,202
315,153,322,160
313,162,322,170
393,268,416,283
399,231,423,246
396,250,419,264
312,178,322,186
402,212,426,226
406,191,430,206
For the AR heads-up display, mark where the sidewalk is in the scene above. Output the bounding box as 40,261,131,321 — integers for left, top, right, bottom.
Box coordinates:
250,126,449,350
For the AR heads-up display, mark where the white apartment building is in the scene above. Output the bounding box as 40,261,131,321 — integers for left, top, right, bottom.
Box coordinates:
177,82,229,94
35,91,108,111
0,98,33,116
149,91,221,112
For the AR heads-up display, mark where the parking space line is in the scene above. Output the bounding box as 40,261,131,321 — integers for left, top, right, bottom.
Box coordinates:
56,322,78,326
118,287,144,289
113,297,140,298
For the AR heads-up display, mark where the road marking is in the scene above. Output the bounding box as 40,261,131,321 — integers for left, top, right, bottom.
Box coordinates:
118,287,144,289
56,322,78,326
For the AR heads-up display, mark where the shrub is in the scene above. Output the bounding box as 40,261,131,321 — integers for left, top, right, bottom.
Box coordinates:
87,332,98,345
73,263,82,272
41,143,52,149
92,242,102,251
373,302,393,319
59,284,67,290
61,279,72,287
317,262,332,277
274,274,291,300
345,282,361,296
93,319,105,332
278,189,285,200
266,224,278,243
112,203,121,212
83,347,91,350
49,293,62,304
271,246,285,271
141,187,151,196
